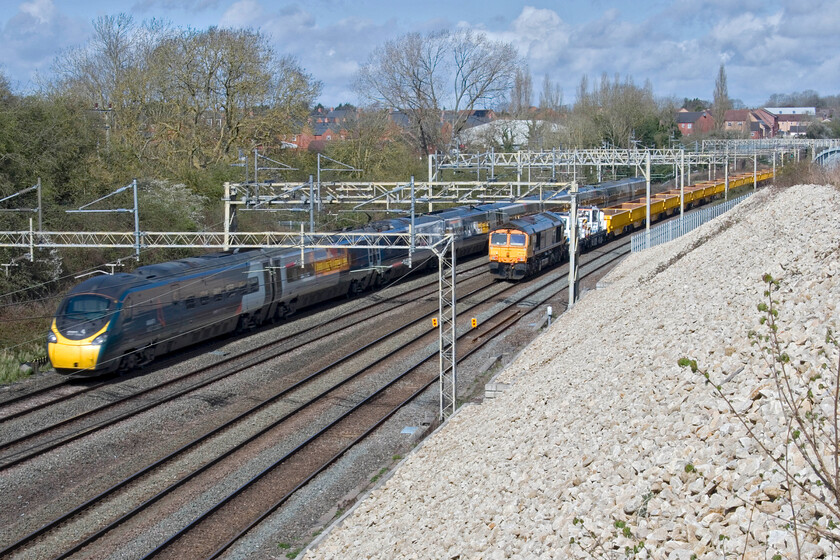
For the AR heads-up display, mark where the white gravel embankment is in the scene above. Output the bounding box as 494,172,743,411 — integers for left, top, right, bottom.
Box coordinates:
302,183,840,560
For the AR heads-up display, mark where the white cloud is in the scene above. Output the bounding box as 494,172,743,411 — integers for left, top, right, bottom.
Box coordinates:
1,0,837,108
0,0,88,90
219,0,266,27
132,0,219,12
216,2,399,104
19,0,55,24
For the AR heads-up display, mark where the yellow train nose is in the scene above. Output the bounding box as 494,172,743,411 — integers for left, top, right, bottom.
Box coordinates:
47,321,105,372
48,340,101,370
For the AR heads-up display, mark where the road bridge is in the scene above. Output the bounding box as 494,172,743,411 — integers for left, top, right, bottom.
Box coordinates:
814,145,840,167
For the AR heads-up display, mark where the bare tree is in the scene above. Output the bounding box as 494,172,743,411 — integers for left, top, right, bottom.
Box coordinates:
539,73,563,114
325,108,418,180
569,73,662,148
712,63,731,132
509,66,533,117
355,31,446,155
53,14,168,141
150,28,319,168
54,16,320,170
356,29,519,154
54,14,138,107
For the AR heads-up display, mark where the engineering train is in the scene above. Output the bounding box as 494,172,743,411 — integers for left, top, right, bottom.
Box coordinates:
47,176,650,376
488,212,568,280
488,169,775,280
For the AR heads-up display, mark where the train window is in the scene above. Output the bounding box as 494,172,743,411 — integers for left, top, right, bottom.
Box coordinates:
490,233,508,246
248,277,259,293
185,296,196,309
509,234,527,246
213,288,223,302
199,291,209,305
122,297,133,320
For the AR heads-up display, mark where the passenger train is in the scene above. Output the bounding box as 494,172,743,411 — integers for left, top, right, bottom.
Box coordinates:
47,177,648,375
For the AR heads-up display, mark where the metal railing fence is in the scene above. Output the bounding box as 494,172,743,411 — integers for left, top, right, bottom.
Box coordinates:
631,193,753,252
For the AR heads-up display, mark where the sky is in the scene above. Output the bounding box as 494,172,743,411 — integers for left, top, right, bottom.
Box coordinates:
1,0,838,109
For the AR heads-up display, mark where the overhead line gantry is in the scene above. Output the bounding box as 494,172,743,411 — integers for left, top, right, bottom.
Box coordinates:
0,141,808,417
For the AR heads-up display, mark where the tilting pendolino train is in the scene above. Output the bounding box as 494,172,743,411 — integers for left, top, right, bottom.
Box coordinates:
47,176,648,376
487,170,775,281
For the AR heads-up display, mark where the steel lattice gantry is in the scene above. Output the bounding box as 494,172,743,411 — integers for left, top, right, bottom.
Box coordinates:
223,179,575,212
221,146,803,212
431,148,740,177
702,138,840,154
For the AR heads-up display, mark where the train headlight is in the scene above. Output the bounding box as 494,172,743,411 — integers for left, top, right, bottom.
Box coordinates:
47,331,57,344
91,333,108,345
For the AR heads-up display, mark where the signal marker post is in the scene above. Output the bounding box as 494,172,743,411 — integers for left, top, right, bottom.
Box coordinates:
568,182,579,309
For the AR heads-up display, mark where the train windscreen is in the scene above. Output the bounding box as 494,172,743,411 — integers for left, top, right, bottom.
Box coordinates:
490,233,508,246
56,294,112,338
509,234,527,246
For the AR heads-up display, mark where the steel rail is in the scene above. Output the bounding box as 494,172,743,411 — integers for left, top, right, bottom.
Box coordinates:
0,262,491,556
158,242,632,560
4,235,627,559
5,270,497,559
0,259,488,470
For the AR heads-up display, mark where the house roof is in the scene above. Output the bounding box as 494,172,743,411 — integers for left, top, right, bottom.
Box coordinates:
724,109,750,122
313,123,336,136
765,107,815,115
675,111,708,124
388,110,412,128
326,109,353,120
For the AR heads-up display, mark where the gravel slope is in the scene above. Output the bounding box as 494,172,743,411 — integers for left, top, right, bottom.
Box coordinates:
302,183,840,560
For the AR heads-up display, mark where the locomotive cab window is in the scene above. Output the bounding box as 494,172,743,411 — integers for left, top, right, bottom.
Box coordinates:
490,233,508,246
509,234,526,246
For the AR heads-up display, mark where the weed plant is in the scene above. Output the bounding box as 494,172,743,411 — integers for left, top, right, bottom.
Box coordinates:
680,273,840,556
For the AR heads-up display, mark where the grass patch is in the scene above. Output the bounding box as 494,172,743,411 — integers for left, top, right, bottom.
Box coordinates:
0,301,52,385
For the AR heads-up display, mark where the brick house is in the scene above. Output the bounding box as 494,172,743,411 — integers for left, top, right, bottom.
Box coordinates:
765,108,815,137
750,109,778,138
676,109,715,136
723,109,779,138
723,109,751,135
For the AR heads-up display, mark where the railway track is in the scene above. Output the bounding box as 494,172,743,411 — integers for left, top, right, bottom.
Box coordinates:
0,241,629,559
0,260,491,470
0,259,489,420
